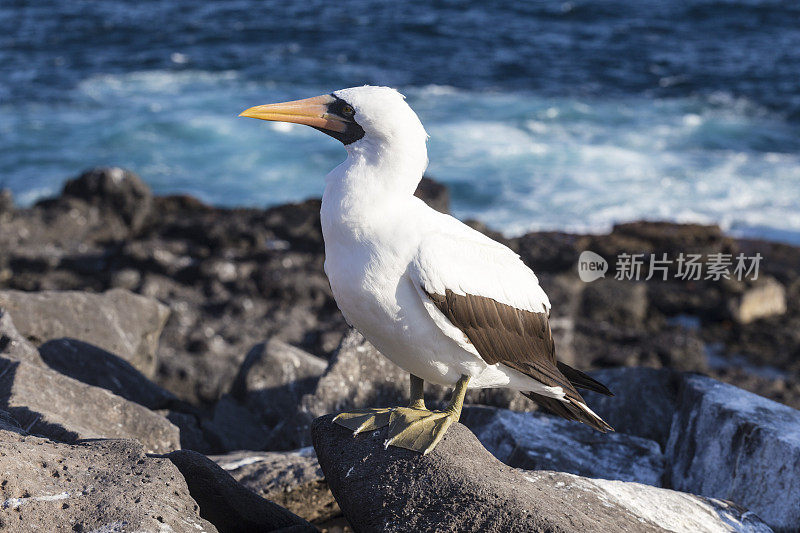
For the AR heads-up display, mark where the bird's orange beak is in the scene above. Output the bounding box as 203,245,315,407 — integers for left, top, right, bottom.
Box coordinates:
239,94,348,133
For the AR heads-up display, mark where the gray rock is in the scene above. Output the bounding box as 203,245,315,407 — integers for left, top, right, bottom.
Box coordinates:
312,415,771,533
0,429,217,532
201,395,271,452
668,374,800,532
0,308,42,366
266,331,410,450
0,356,180,453
232,339,327,427
165,449,318,532
463,406,665,486
38,338,178,410
728,276,787,324
211,448,340,524
0,288,169,377
300,330,408,416
583,367,681,447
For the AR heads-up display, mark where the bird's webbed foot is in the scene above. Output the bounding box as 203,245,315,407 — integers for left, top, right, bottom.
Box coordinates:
333,407,395,434
385,373,471,455
333,374,470,455
384,406,458,455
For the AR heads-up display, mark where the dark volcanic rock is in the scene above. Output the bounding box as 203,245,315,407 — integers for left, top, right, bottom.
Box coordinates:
161,409,215,454
312,415,770,533
61,167,153,233
582,367,681,448
0,407,24,433
0,188,13,214
232,339,327,428
212,449,340,524
0,288,169,378
300,331,408,416
579,279,649,328
513,231,589,273
667,374,800,531
572,321,708,372
165,449,318,533
414,176,450,214
463,406,665,486
646,279,728,320
600,221,732,258
201,395,271,452
0,356,179,453
0,429,217,532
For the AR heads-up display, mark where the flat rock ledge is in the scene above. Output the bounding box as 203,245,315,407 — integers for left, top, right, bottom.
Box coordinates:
311,415,772,533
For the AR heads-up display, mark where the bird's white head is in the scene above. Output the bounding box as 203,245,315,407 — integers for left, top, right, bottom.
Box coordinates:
240,85,429,196
330,86,427,149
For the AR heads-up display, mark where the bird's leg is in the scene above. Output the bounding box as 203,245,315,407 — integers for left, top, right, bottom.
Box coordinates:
332,373,427,434
408,374,426,410
385,374,470,455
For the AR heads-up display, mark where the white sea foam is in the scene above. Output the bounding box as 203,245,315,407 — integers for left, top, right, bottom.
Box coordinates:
5,71,800,244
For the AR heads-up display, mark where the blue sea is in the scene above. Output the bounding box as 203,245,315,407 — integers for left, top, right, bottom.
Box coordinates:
2,0,800,241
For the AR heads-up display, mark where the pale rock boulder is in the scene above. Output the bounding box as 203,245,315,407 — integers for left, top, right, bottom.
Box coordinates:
463,406,665,486
0,356,179,454
232,338,328,428
668,374,800,532
728,277,787,324
0,288,169,377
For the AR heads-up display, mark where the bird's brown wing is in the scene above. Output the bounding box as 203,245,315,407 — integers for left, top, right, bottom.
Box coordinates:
425,288,612,431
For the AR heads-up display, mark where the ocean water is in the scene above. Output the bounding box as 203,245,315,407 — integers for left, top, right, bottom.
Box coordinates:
2,0,800,241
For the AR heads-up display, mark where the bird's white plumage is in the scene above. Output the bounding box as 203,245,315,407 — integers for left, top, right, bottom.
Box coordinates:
410,214,551,314
320,86,560,398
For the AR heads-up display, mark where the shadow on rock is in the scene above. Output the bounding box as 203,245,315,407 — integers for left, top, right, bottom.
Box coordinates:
164,449,319,533
39,337,178,410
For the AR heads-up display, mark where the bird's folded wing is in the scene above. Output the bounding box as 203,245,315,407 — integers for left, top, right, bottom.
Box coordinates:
408,228,576,393
409,226,613,431
410,220,550,315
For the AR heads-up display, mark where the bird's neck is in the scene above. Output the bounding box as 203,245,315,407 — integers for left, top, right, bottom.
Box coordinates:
323,136,428,217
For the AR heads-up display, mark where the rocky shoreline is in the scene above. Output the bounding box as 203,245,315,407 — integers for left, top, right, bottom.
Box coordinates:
1,167,799,531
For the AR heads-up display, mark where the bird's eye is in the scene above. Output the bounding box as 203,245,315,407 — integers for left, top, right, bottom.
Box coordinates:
341,104,354,116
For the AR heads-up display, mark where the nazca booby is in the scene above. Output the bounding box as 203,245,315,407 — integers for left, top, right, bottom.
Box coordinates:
240,86,613,454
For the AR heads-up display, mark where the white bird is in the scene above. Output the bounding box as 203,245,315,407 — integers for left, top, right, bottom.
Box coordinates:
240,86,612,454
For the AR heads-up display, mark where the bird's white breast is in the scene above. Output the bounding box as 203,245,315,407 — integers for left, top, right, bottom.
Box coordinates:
321,190,480,384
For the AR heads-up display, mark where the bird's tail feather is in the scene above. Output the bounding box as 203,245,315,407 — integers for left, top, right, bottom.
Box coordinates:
556,361,613,396
523,391,614,432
